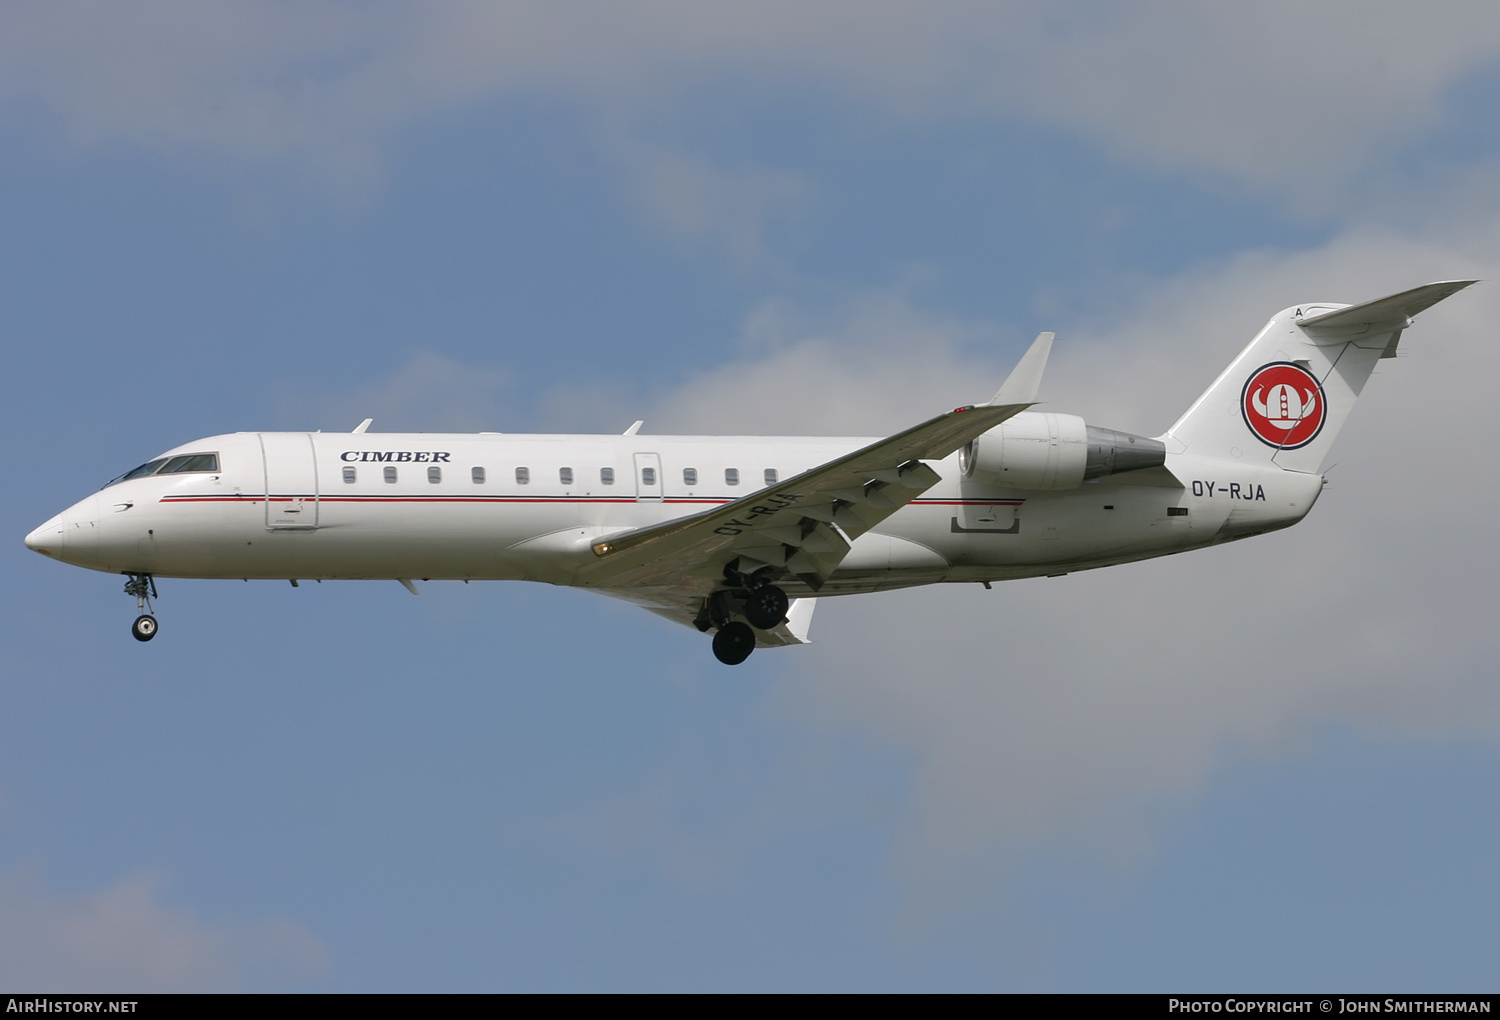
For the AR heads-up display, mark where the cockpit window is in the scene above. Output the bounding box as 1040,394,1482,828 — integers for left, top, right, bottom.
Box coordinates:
159,453,219,474
105,452,219,488
115,459,168,484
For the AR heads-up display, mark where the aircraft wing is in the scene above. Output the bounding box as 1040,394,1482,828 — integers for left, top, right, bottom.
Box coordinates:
577,333,1053,613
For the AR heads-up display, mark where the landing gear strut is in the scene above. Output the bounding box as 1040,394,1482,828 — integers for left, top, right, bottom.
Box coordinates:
123,573,158,642
712,621,756,666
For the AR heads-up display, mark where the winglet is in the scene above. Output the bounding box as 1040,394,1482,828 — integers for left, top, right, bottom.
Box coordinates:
352,418,373,434
988,332,1053,406
623,420,644,436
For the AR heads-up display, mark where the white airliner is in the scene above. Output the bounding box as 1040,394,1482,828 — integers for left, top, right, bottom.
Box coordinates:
25,281,1474,664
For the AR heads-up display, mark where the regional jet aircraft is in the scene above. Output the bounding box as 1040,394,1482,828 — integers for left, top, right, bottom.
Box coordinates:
25,281,1474,664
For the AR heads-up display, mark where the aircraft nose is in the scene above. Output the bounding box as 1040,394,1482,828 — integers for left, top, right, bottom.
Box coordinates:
26,495,100,562
25,517,66,558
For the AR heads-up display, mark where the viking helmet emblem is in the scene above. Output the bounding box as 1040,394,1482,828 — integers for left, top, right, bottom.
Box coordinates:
1250,383,1317,430
1240,362,1327,450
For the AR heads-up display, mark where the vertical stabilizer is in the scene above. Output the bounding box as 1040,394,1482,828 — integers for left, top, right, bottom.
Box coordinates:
1163,281,1474,473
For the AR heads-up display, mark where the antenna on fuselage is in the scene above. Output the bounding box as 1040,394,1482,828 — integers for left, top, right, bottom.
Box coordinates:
352,418,373,434
623,421,644,436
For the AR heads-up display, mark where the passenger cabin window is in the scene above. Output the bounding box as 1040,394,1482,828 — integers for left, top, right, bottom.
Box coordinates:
683,467,698,486
764,468,778,485
428,466,442,484
725,468,740,486
384,466,398,484
472,466,486,484
516,467,530,485
641,467,656,486
342,466,357,484
560,467,574,486
600,467,614,485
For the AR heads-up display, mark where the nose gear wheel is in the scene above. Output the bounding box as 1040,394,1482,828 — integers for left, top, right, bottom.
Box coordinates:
123,573,159,642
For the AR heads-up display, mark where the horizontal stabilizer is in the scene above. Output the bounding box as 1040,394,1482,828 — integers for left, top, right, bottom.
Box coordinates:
1296,280,1476,338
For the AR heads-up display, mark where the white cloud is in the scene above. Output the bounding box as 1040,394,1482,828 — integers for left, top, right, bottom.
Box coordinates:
645,289,1011,436
275,350,512,433
1001,4,1500,199
0,868,328,992
609,137,812,268
4,3,1499,205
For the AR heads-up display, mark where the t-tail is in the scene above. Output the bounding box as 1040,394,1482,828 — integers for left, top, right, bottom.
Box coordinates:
1163,280,1476,472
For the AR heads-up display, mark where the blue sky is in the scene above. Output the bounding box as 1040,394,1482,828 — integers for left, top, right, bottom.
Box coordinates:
4,2,1500,990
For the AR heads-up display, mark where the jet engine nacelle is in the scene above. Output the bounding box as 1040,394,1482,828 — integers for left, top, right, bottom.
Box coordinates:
959,412,1166,490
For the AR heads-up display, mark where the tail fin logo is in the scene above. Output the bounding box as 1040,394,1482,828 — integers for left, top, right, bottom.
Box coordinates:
1241,363,1326,449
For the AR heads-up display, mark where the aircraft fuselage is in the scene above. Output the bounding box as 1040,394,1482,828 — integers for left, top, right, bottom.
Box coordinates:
28,430,1321,595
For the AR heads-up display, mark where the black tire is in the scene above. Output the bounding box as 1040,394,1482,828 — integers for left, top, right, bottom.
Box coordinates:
711,621,755,665
131,615,158,642
743,586,789,630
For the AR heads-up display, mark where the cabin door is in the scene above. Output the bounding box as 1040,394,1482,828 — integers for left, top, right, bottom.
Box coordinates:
259,433,321,530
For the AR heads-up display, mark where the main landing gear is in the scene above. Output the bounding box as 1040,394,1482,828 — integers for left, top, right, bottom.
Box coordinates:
743,585,789,630
712,621,756,666
705,574,790,665
123,573,158,642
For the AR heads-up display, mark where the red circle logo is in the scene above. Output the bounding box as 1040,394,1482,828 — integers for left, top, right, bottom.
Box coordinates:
1241,362,1326,449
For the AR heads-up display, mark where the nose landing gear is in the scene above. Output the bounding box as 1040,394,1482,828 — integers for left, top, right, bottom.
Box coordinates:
123,573,158,642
